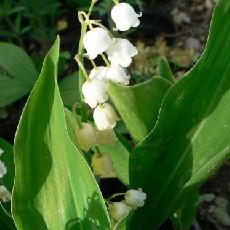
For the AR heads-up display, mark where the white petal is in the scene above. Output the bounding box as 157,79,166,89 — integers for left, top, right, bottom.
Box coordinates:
82,79,108,108
125,188,146,209
83,27,113,59
93,103,119,130
89,66,108,81
109,202,131,222
107,38,137,67
106,66,130,85
111,3,142,31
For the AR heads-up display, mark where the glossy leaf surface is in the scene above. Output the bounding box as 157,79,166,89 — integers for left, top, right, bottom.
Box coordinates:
129,1,230,229
12,37,110,230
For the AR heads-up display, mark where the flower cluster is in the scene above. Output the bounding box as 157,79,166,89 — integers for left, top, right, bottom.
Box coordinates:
78,1,141,131
109,188,146,222
0,147,11,203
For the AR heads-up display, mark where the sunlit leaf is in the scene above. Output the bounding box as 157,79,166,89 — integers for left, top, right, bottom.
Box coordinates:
12,37,111,230
129,0,230,229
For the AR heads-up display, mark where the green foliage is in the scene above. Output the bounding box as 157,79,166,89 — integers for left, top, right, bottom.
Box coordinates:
108,77,172,142
12,37,111,229
59,73,80,107
158,56,175,84
128,0,230,229
0,42,38,107
0,0,60,51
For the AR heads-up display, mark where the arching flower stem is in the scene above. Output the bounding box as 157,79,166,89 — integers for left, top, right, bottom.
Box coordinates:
77,0,96,121
83,54,98,69
112,0,120,5
101,53,110,67
75,54,90,81
107,193,126,201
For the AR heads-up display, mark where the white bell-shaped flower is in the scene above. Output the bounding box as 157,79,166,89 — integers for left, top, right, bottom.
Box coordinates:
93,103,119,130
89,66,108,81
0,185,11,202
106,65,130,85
107,38,138,67
83,27,113,59
82,79,108,108
109,201,131,222
75,123,97,151
125,188,146,210
111,3,142,31
91,153,116,178
0,160,7,178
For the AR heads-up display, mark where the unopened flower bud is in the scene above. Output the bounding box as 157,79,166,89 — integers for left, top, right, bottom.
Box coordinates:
93,103,119,130
106,65,130,85
91,153,116,178
82,79,108,108
107,38,137,67
95,128,117,145
0,186,11,202
125,188,146,210
83,27,113,59
89,66,108,81
111,3,142,31
109,201,131,222
75,123,97,151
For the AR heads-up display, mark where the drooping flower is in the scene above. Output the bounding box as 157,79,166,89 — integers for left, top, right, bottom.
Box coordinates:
0,161,7,178
95,128,117,145
82,79,108,108
106,65,130,85
75,123,97,151
93,103,119,130
89,66,108,81
0,186,11,202
83,27,113,59
111,3,142,31
91,153,116,178
125,188,146,210
107,38,138,67
109,201,131,222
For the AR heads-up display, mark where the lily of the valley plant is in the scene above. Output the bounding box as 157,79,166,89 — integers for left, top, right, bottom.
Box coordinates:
0,0,229,229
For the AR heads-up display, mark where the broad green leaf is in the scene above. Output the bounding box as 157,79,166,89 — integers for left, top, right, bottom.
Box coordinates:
64,108,84,153
129,0,230,229
158,56,175,83
59,73,80,106
171,188,198,230
0,42,37,107
12,37,111,230
107,77,172,142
